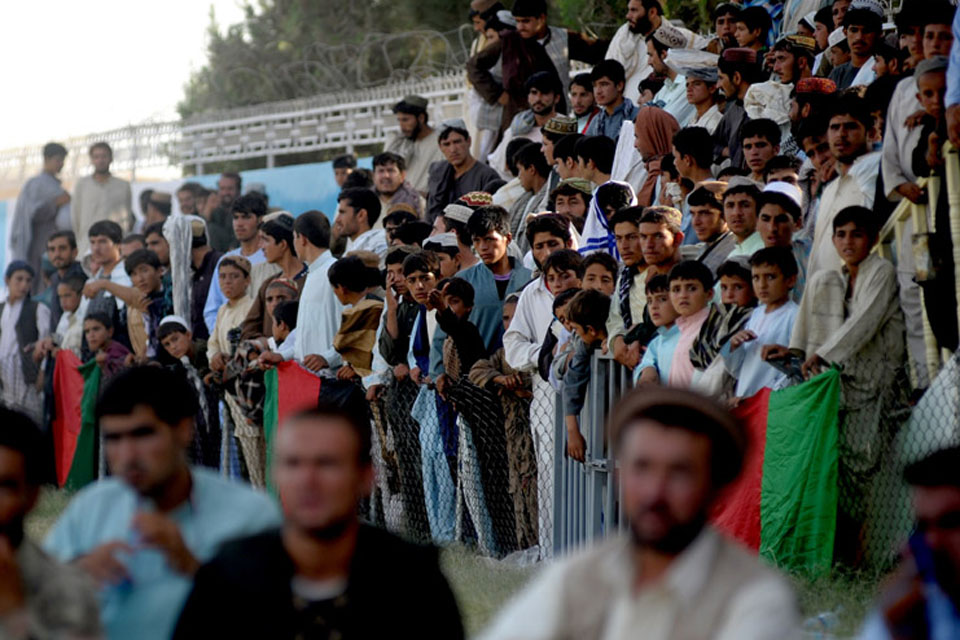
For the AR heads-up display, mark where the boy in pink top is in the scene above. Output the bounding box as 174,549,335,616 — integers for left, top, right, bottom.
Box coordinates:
666,261,716,387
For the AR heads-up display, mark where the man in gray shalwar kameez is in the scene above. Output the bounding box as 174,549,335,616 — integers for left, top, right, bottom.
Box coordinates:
10,143,71,294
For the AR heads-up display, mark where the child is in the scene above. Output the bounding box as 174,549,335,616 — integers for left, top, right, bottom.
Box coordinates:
635,275,680,385
157,315,220,469
0,261,50,420
423,233,462,278
581,252,617,296
665,260,715,388
83,312,130,380
430,278,484,379
542,249,583,295
722,247,800,400
540,289,579,386
717,257,758,308
911,57,948,178
562,289,611,462
468,292,538,550
124,248,173,359
35,275,85,360
207,256,254,376
756,182,810,302
328,254,385,379
270,299,299,359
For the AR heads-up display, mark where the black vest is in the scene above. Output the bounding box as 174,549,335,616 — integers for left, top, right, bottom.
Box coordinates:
0,299,41,384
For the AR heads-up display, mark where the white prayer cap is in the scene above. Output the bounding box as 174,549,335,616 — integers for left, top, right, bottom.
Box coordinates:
762,181,804,209
828,27,846,49
442,203,475,224
424,232,459,250
159,315,190,329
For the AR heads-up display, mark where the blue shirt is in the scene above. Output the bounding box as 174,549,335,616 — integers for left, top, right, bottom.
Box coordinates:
635,324,681,383
584,98,639,140
44,468,282,640
202,247,266,333
948,8,960,108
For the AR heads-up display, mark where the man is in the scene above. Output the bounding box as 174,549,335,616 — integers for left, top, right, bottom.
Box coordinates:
788,77,838,161
488,71,562,179
688,184,736,274
741,119,782,183
569,73,600,133
175,182,204,216
797,116,836,239
829,0,883,89
144,192,172,227
539,113,578,195
585,59,639,140
188,218,221,341
44,367,281,640
858,446,960,638
79,220,133,325
686,68,723,133
174,406,463,638
120,233,145,259
202,192,268,334
384,95,443,196
646,24,697,127
373,152,424,218
551,177,592,236
44,230,85,330
292,210,344,372
576,135,616,187
715,48,761,170
673,126,717,243
723,177,765,259
606,0,665,103
0,408,100,639
608,207,683,369
481,387,799,639
72,141,133,256
144,223,170,271
11,143,70,294
426,120,505,223
510,142,552,252
772,34,816,86
334,188,389,261
807,94,880,279
203,172,242,252
467,0,607,136
332,153,357,188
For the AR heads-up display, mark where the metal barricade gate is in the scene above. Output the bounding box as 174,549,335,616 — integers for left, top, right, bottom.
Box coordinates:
553,352,632,557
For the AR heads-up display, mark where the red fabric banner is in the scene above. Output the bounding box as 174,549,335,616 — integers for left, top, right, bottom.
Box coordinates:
51,350,85,487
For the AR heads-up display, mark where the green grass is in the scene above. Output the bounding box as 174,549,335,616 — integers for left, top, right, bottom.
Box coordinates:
27,489,885,637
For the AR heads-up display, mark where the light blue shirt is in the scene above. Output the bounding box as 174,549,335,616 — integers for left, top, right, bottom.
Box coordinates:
947,8,960,108
651,74,696,127
202,247,266,333
293,250,343,365
44,468,282,640
635,324,681,383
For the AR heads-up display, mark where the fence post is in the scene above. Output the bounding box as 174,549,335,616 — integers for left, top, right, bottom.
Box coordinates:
945,142,960,349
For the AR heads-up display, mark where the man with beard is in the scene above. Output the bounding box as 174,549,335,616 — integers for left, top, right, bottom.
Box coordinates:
427,120,506,223
606,0,667,103
384,95,443,197
44,230,85,331
72,141,133,256
488,70,562,178
0,408,101,639
829,0,883,89
860,446,960,638
467,0,607,139
173,406,464,638
480,387,799,639
569,73,600,133
372,152,424,218
45,367,281,640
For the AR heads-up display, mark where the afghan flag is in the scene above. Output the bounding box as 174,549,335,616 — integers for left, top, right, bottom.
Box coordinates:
51,350,102,489
711,369,841,575
263,362,322,491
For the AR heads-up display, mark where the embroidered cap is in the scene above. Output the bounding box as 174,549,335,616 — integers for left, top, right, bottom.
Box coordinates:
720,47,758,64
653,22,690,49
543,114,578,135
442,204,476,224
796,77,837,96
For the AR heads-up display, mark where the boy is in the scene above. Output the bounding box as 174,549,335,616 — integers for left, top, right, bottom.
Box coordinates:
717,257,757,308
561,289,610,463
722,177,764,259
525,214,573,275
715,48,761,169
635,275,681,385
423,233,462,278
0,261,50,420
722,247,800,400
430,277,484,379
83,312,129,380
542,249,583,295
581,252,617,296
665,260,715,388
734,6,772,53
35,275,85,360
328,254,384,379
687,185,735,275
124,248,173,358
756,181,810,302
740,119,782,185
207,256,254,376
539,288,580,385
911,57,949,178
468,293,537,550
270,299,298,358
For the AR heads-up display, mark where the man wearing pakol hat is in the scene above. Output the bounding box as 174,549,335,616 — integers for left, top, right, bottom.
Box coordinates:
426,119,505,223
487,70,563,179
73,141,134,257
466,0,608,138
685,66,723,133
829,0,884,89
385,95,444,197
584,59,640,140
539,113,578,195
481,387,800,640
743,35,817,132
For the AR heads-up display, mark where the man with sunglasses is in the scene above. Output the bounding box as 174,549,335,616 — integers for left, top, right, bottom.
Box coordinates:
44,367,281,640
